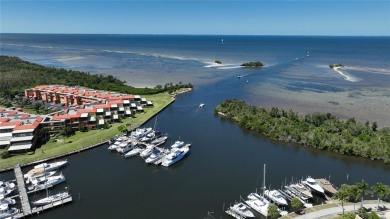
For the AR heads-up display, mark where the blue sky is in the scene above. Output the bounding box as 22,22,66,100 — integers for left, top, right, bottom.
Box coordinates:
1,0,389,36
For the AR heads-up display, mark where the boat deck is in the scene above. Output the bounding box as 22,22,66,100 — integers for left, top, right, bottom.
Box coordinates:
14,196,73,218
315,178,338,194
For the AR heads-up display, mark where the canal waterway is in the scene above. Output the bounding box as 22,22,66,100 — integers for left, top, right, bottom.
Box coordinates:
1,35,389,218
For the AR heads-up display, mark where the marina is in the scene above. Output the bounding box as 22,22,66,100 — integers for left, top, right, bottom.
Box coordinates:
0,162,72,218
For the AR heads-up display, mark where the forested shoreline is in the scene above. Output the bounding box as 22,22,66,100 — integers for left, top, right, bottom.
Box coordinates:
0,56,192,98
215,99,390,163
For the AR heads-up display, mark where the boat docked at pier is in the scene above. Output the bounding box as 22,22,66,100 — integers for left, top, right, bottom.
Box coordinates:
245,192,269,217
0,203,19,219
161,146,190,167
145,150,164,164
170,141,185,148
124,146,145,158
140,145,156,158
28,173,66,192
226,202,255,218
289,183,313,199
0,195,16,205
24,160,67,178
130,127,153,140
264,189,288,206
108,137,128,150
26,171,57,184
302,177,324,194
0,181,16,197
32,191,70,206
150,135,168,146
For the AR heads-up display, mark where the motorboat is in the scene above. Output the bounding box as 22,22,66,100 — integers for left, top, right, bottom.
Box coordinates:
32,191,70,206
0,181,16,197
161,146,190,167
145,150,164,164
140,131,162,142
140,145,155,158
29,173,66,191
228,202,255,218
108,136,127,151
151,136,168,145
26,171,57,184
0,195,16,205
245,192,269,217
289,183,313,199
116,142,136,154
24,160,67,179
130,127,153,140
264,189,288,206
302,177,325,194
170,141,184,148
124,147,144,158
0,204,19,219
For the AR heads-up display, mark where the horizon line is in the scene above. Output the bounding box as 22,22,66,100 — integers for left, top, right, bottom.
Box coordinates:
1,32,389,37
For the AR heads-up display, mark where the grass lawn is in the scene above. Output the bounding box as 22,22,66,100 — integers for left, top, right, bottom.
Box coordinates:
0,92,174,170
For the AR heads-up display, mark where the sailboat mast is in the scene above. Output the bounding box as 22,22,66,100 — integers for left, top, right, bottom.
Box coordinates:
263,164,266,195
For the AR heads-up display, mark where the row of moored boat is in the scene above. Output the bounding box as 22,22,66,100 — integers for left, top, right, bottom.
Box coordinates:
108,127,191,167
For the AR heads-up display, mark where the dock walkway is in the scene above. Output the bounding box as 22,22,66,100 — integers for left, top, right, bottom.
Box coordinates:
315,178,338,194
14,165,32,216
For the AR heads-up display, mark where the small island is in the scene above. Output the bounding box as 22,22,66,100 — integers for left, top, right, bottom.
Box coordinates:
214,60,222,64
329,63,344,69
241,61,264,68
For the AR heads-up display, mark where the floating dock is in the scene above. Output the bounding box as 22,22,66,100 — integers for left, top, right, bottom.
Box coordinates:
12,165,73,218
14,165,32,216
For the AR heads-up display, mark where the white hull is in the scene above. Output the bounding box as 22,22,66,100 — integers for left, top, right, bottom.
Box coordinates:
25,160,67,178
124,148,143,158
228,203,255,218
161,147,189,167
264,189,288,206
303,177,324,194
29,174,66,191
33,192,70,206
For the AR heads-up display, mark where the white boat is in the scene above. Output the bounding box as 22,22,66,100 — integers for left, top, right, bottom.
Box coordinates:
170,141,185,148
0,204,19,219
302,177,324,194
124,147,144,158
26,171,57,184
161,146,190,167
245,192,269,217
29,174,66,191
289,183,313,199
145,150,164,164
116,142,136,154
0,181,16,197
24,160,67,179
228,202,255,218
32,191,70,206
151,136,168,145
0,195,16,205
130,127,153,140
264,189,288,206
108,137,127,151
140,145,155,158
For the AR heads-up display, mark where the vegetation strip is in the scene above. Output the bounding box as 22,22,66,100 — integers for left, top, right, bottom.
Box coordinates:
215,99,390,163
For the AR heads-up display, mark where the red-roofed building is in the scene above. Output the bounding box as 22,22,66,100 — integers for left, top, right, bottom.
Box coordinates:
0,108,43,153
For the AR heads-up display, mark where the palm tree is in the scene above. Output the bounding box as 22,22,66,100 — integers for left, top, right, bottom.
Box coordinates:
356,180,370,208
372,182,390,209
348,185,360,212
334,184,352,215
267,203,279,219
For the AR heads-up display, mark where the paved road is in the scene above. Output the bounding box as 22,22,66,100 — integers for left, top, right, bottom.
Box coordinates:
294,203,390,219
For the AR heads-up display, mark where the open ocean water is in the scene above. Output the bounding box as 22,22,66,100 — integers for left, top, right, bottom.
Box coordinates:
1,34,390,218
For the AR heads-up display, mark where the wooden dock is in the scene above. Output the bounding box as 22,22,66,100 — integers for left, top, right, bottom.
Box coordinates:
315,178,338,195
14,165,32,216
14,196,73,218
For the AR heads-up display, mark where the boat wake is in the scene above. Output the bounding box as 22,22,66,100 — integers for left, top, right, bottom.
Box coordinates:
332,67,362,82
343,66,390,75
203,62,241,70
